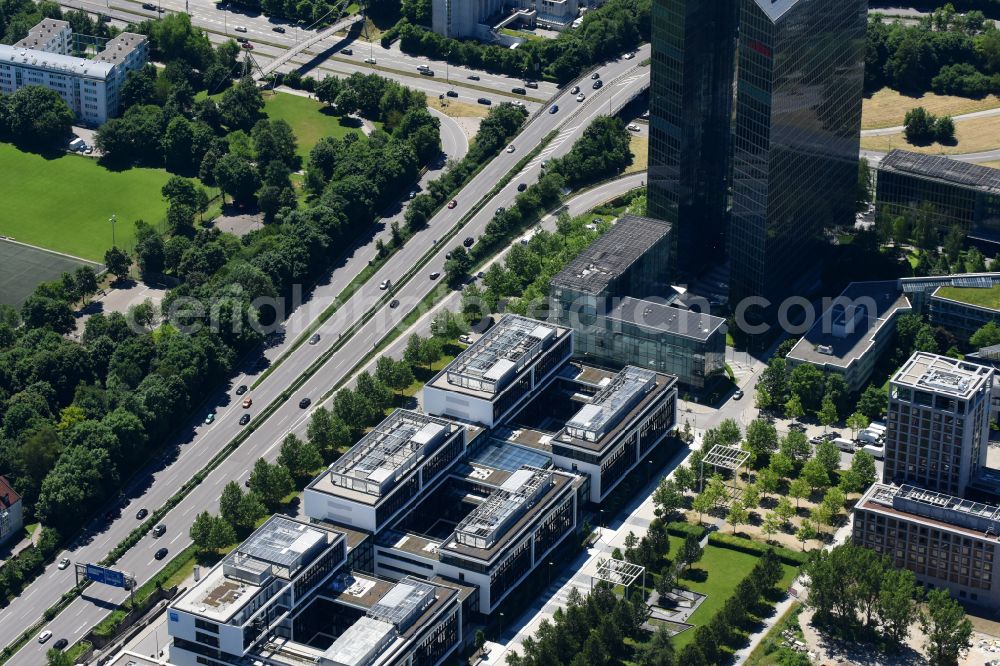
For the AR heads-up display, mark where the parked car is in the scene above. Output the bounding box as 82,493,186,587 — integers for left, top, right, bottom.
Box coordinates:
239,414,251,426
408,190,418,199
445,252,452,260
540,160,548,169
234,25,247,32
58,558,71,570
459,334,472,344
809,435,825,445
549,105,559,114
153,524,166,537
495,207,505,215
517,182,527,192
309,333,321,345
463,236,474,247
389,299,399,309
627,124,640,131
340,48,353,55
53,638,68,650
446,90,458,97
154,547,168,560
236,384,248,395
468,74,480,80
429,272,441,280
624,52,635,60
477,97,492,105
447,199,458,209
299,398,311,409
205,412,215,424
38,631,52,644
592,79,603,89
733,389,744,400
272,26,286,32
136,508,148,520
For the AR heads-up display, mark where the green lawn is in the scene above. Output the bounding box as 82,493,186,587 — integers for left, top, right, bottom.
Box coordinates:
0,144,175,262
936,284,1000,310
262,92,364,161
670,539,798,651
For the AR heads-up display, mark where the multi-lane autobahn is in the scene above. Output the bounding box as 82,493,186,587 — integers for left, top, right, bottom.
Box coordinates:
3,42,652,664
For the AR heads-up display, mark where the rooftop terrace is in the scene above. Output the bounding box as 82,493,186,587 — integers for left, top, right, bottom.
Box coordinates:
564,366,657,442
453,466,552,550
892,352,993,400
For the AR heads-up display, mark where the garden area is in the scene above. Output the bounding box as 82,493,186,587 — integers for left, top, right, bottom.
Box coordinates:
261,92,365,160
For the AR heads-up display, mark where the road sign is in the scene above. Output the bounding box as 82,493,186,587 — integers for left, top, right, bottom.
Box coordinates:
85,563,127,589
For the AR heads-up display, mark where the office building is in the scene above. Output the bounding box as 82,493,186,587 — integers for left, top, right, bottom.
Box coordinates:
647,0,737,274
728,0,867,306
0,476,23,547
167,515,469,666
786,281,912,392
423,315,573,427
0,19,147,125
549,215,726,389
431,0,584,40
884,352,993,497
876,150,1000,246
853,483,1000,608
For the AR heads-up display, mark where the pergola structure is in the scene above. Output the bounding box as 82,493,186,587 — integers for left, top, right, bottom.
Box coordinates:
699,444,751,500
591,557,646,595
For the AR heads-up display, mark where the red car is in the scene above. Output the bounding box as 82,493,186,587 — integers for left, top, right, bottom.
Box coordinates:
242,42,254,50
447,199,457,209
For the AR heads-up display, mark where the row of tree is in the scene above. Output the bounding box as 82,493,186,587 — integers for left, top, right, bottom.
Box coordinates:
384,0,651,83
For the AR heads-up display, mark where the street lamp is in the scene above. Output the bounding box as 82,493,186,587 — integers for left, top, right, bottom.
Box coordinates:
646,459,653,485
548,561,554,586
498,612,505,641
109,213,117,247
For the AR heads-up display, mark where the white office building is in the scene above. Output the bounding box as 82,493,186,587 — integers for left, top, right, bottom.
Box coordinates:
0,19,147,124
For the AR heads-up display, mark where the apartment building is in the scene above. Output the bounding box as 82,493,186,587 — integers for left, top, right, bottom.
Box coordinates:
0,19,147,124
0,476,23,547
884,352,993,497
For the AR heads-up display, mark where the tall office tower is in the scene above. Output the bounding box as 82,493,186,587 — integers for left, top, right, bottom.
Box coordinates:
728,0,867,307
647,0,737,276
885,352,993,497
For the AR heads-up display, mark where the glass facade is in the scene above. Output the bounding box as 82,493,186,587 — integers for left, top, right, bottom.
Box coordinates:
648,0,737,275
728,0,866,306
876,169,1000,241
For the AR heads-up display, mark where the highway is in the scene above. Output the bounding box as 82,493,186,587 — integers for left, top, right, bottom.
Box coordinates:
3,48,652,665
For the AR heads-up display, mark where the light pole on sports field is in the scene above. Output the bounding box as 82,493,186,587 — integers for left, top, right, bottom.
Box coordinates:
109,213,117,247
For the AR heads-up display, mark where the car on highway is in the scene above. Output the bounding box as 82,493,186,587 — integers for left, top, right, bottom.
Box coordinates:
576,93,585,102
628,124,640,131
242,396,253,408
549,105,559,114
341,48,353,55
463,236,474,247
58,558,70,570
389,299,399,308
365,57,377,64
53,638,68,651
299,397,311,409
154,547,168,560
445,251,452,260
591,72,601,79
429,272,440,280
540,160,548,169
495,206,505,215
309,333,321,345
506,145,516,153
517,183,527,192
205,412,215,424
467,74,480,81
141,2,155,8
136,508,148,520
446,90,458,97
571,85,580,94
152,524,166,537
236,384,248,395
477,97,491,105
447,199,457,209
379,279,391,290
242,42,254,50
272,26,286,33
733,389,744,400
624,52,635,60
38,631,52,644
592,79,603,89
408,190,418,199
525,81,538,89
511,87,526,95
239,414,251,426
234,25,247,32
420,69,434,76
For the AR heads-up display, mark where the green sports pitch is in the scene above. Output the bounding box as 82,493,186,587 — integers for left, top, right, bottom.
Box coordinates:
0,238,100,308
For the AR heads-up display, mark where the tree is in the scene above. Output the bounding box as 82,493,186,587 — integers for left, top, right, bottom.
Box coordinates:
46,649,73,666
846,411,870,439
841,450,877,494
774,496,795,526
692,491,713,524
635,624,676,666
922,588,973,666
970,321,1000,349
768,452,794,480
801,458,830,492
73,266,99,305
218,77,264,130
904,107,937,143
190,511,234,552
104,247,132,282
277,434,323,480
789,364,825,412
444,246,473,287
744,419,778,462
784,394,805,420
21,295,74,333
756,468,779,499
652,478,684,519
214,153,260,205
741,483,760,511
678,533,703,572
818,394,839,431
810,504,834,534
815,439,842,475
857,157,874,212
219,481,245,528
877,568,920,646
780,430,811,460
726,501,749,533
858,385,887,420
761,513,782,540
673,464,697,493
821,487,845,517
249,458,294,509
7,86,74,148
795,519,817,550
789,477,810,509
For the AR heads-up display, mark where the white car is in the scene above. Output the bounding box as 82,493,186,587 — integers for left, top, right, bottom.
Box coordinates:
364,57,376,64
38,631,52,644
627,124,640,132
506,145,516,153
624,52,635,60
234,25,247,32
511,100,524,106
58,558,70,570
576,93,585,102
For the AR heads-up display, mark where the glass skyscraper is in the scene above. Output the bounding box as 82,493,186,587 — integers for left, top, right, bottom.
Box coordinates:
728,0,867,307
647,0,738,276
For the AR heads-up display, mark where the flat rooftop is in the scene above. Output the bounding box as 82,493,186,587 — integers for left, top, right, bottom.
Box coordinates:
173,516,340,623
309,410,458,502
787,281,911,369
602,296,726,342
0,43,113,80
430,315,569,398
879,149,1000,196
94,32,147,65
861,483,1000,541
14,18,69,49
892,352,993,400
933,283,1000,312
550,215,671,295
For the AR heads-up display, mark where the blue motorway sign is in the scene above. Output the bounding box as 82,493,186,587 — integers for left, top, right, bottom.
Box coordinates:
85,563,127,589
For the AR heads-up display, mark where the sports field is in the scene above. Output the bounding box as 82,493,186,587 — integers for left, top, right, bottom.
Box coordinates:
0,144,173,262
0,238,99,308
262,91,364,160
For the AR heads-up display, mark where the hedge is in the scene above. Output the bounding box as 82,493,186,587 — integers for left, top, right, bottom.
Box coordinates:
665,521,708,541
707,532,809,566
